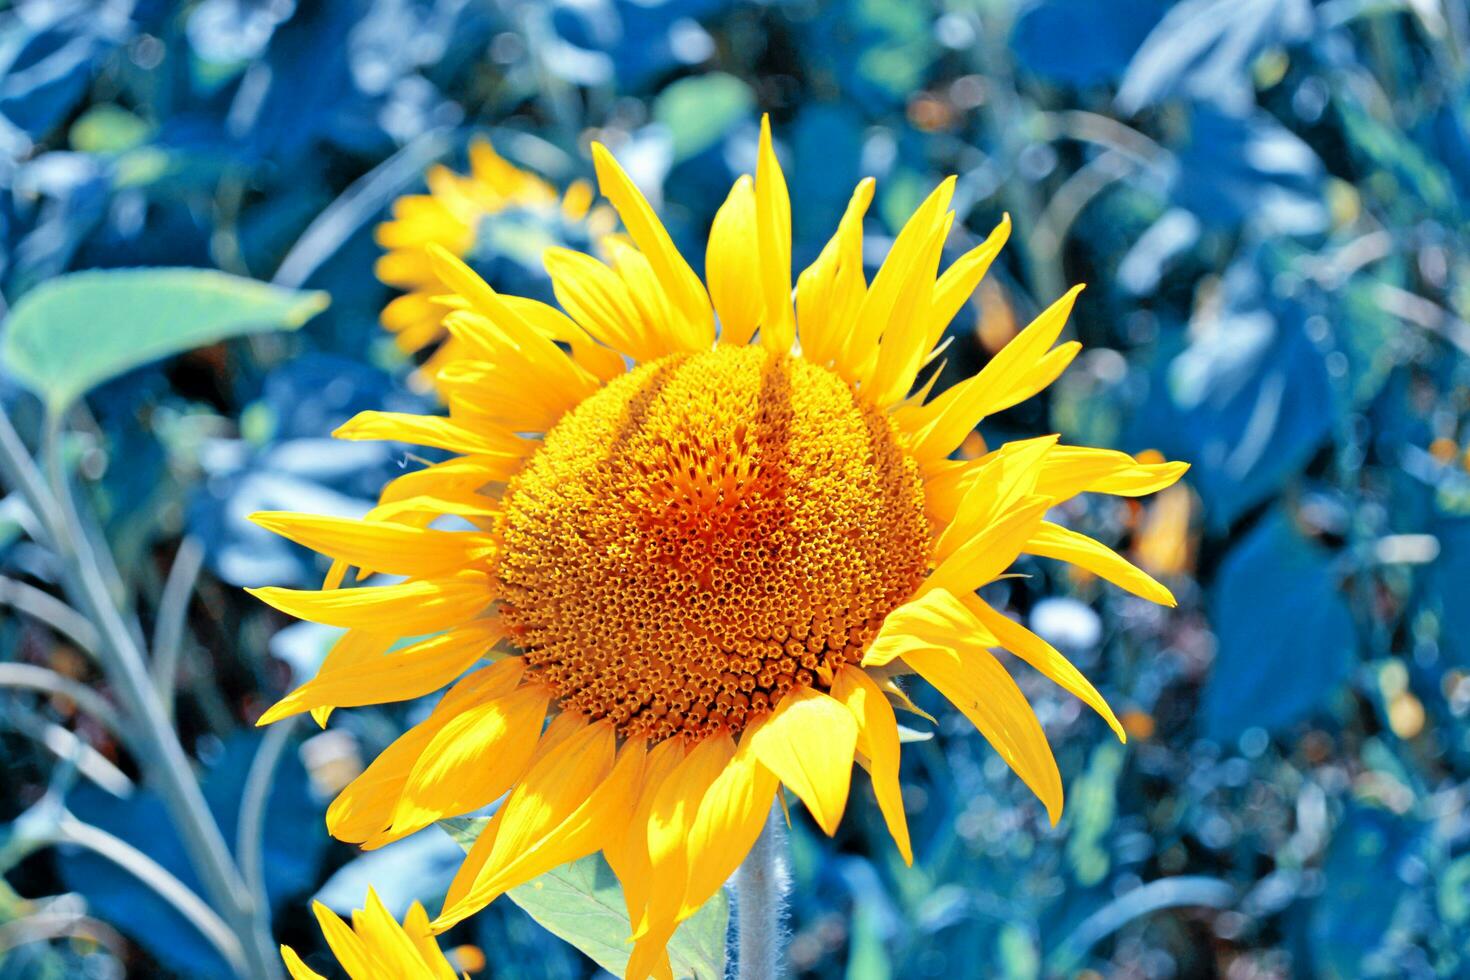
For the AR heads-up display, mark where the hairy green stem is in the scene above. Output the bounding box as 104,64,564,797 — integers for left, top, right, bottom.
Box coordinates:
735,803,789,980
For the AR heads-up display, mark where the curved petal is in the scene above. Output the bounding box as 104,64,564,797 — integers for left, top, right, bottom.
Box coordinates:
544,245,656,360
246,571,494,634
311,903,377,980
257,621,503,725
921,215,1011,353
1025,521,1176,606
280,946,328,980
678,739,780,920
325,661,524,843
744,686,857,836
400,903,459,980
865,587,998,669
591,143,713,349
376,682,550,846
351,890,431,976
923,497,1052,598
902,285,1084,466
836,177,954,386
831,666,912,865
434,719,620,930
755,116,795,352
931,435,1058,561
636,734,736,938
796,178,873,366
708,175,762,347
334,410,527,457
248,512,497,580
868,589,1064,823
959,592,1123,740
1034,446,1191,501
603,737,687,929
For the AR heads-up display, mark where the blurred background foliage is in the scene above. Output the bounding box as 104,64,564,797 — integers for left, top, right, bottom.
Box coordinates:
1,0,1469,977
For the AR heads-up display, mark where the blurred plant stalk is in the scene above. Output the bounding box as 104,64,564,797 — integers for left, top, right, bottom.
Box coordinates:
0,403,281,980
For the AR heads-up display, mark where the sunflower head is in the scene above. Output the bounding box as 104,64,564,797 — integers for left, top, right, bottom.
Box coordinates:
499,344,932,742
253,115,1188,980
375,137,614,373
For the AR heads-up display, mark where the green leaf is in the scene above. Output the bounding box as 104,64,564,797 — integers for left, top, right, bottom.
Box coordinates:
653,73,755,163
0,268,329,413
438,820,729,979
437,816,492,851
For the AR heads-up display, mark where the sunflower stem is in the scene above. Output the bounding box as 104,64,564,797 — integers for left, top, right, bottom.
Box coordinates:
735,802,789,980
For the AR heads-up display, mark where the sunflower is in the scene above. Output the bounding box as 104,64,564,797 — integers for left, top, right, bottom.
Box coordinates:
375,137,614,377
251,117,1187,980
279,889,468,979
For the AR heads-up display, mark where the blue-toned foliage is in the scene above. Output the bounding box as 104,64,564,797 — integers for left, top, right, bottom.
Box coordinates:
2,0,1469,978
58,734,326,978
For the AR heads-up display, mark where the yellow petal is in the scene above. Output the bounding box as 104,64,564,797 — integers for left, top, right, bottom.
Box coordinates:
865,588,998,669
958,592,1123,741
562,177,594,219
605,239,687,357
755,117,795,352
744,686,857,836
466,717,615,892
679,740,779,919
604,738,688,932
864,203,954,406
437,355,583,433
326,662,524,843
544,245,656,360
381,290,438,332
301,630,395,727
921,215,1011,353
434,721,624,930
883,590,1063,823
796,178,874,366
468,137,533,196
311,902,377,980
1025,521,1176,606
903,285,1083,465
377,454,519,506
831,666,911,865
1035,446,1191,501
923,496,1053,598
837,177,955,385
636,734,735,939
708,175,762,347
501,293,626,383
247,571,493,634
256,621,504,726
932,435,1057,560
591,143,713,349
353,888,432,977
427,246,600,401
401,902,459,980
280,945,328,980
377,682,550,845
376,248,437,289
334,410,527,457
363,494,498,529
249,511,496,579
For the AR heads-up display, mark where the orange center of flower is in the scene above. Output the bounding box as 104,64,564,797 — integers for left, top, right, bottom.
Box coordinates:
495,346,929,740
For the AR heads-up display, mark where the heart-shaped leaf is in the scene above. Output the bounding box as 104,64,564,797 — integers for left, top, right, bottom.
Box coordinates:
0,267,328,412
439,819,729,979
